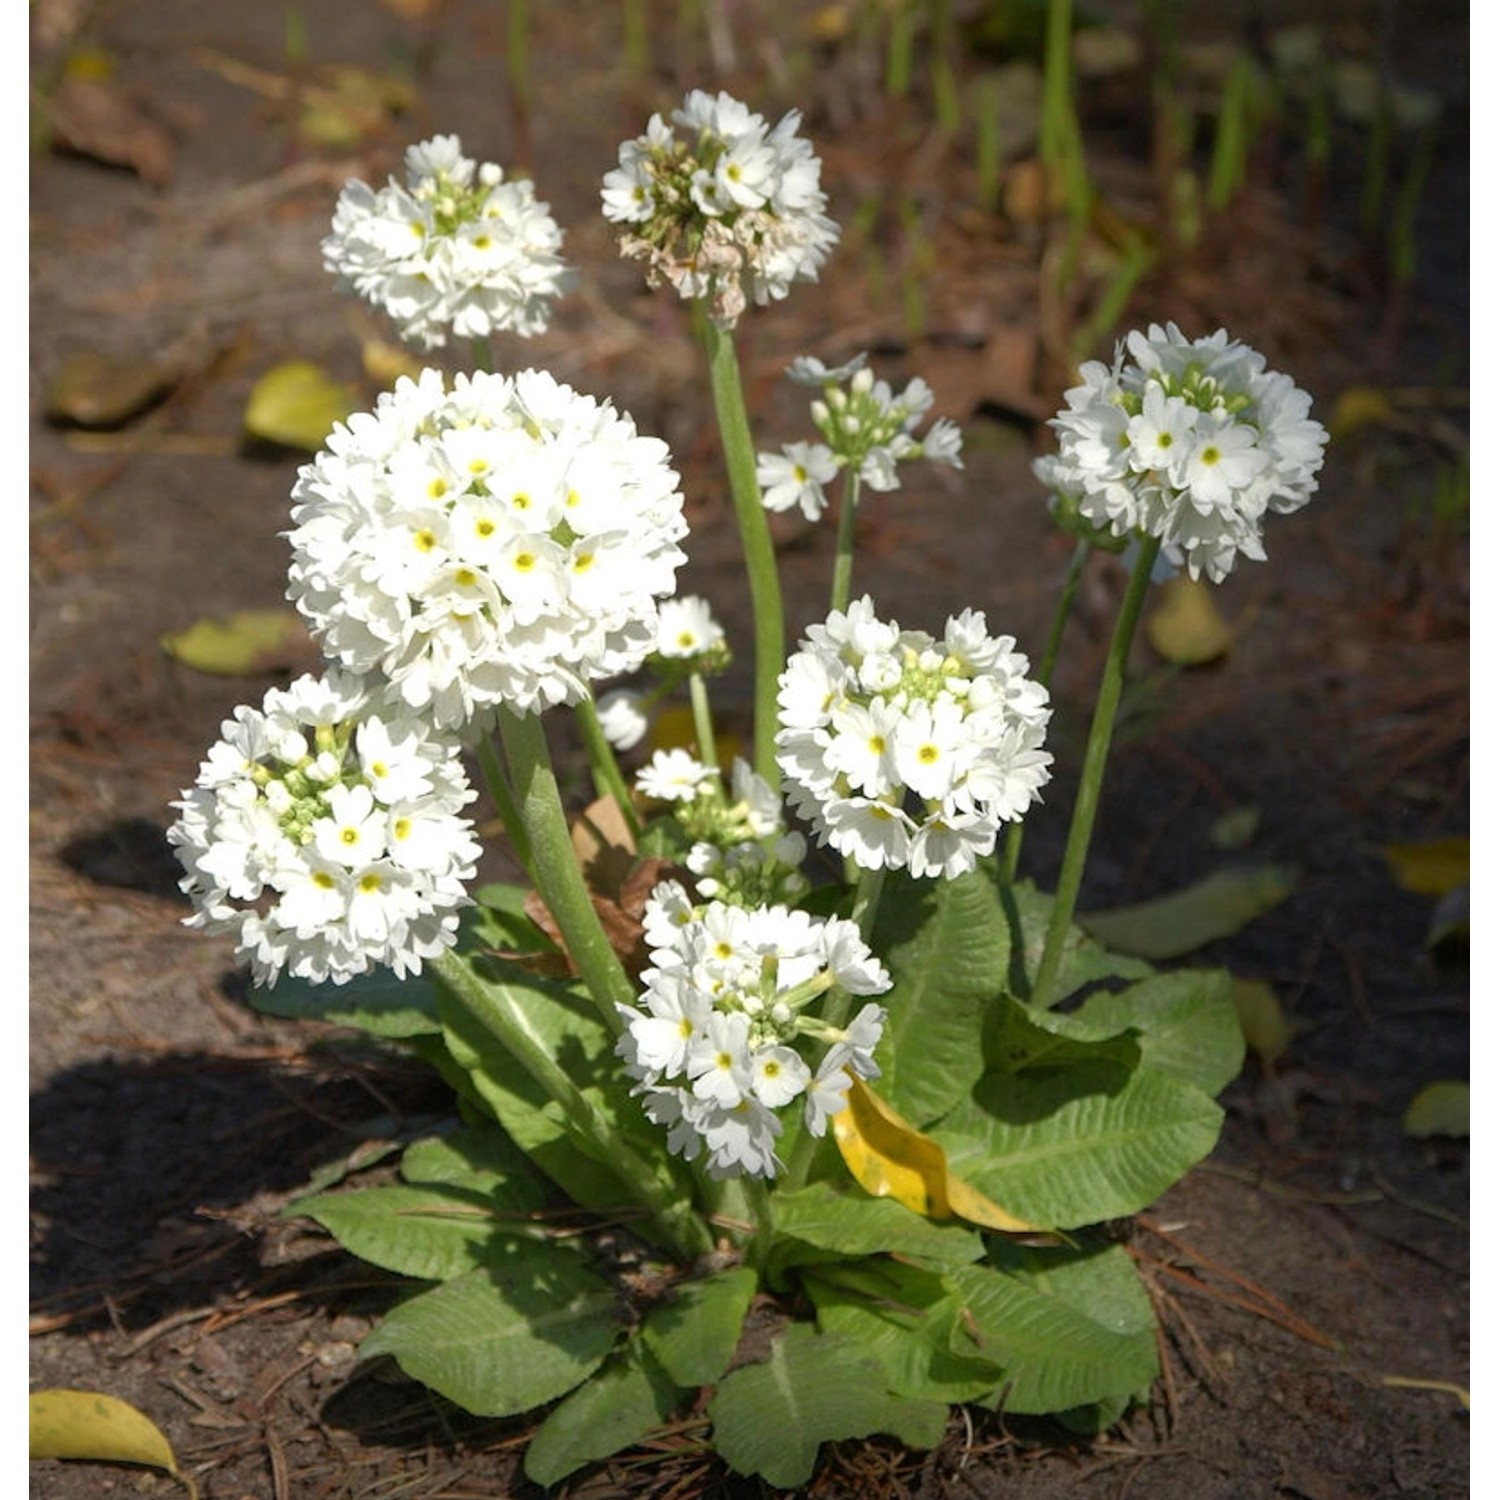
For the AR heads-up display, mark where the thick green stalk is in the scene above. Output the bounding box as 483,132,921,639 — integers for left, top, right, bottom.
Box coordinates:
829,468,863,616
431,950,712,1260
499,708,634,1035
477,736,536,885
1031,537,1161,1009
696,310,784,789
1002,538,1090,883
574,696,642,841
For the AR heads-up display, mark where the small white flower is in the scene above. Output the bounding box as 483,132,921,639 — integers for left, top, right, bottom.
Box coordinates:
636,748,714,803
655,595,727,660
757,442,839,521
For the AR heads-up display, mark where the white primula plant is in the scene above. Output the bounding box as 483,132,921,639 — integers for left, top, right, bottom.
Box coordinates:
776,597,1053,880
286,367,689,732
617,883,890,1178
1033,321,1329,582
169,672,479,987
602,88,839,328
323,133,575,351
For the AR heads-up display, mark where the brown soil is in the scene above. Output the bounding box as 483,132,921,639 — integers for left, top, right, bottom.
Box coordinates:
31,2,1468,1497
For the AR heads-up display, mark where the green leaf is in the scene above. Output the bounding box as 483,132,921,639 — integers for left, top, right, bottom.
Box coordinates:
984,991,1142,1076
1078,865,1297,960
950,1243,1158,1414
1068,969,1245,1096
1231,977,1297,1066
1402,1081,1469,1139
769,1181,985,1275
160,608,313,677
295,1181,549,1280
709,1324,949,1489
435,960,656,1212
641,1267,758,1388
805,1261,1004,1404
873,868,1018,1127
30,1390,194,1497
243,359,357,451
935,1062,1224,1228
524,1341,684,1488
471,881,559,954
360,1242,619,1417
248,966,441,1038
400,1124,540,1195
999,879,1156,1004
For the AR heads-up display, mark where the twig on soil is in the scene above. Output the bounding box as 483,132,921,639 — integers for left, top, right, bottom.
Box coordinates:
1135,1218,1338,1352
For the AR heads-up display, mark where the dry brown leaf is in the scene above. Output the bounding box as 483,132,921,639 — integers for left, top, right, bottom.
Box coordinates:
48,76,174,186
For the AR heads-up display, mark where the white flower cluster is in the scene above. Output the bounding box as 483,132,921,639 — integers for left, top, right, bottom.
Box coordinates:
287,368,689,732
636,755,810,910
618,883,890,1177
1033,322,1329,583
322,134,574,352
168,673,479,988
777,598,1053,880
758,353,963,521
602,89,839,328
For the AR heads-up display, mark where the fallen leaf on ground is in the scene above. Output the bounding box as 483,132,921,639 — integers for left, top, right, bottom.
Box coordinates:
47,76,174,185
1402,1082,1469,1139
45,349,179,428
160,609,317,676
30,1389,196,1497
1079,865,1297,961
244,361,358,451
1231,978,1296,1067
1381,836,1468,897
1146,575,1234,664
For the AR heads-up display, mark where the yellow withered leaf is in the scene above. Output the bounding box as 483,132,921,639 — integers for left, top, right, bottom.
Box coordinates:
832,1078,1044,1235
243,360,358,452
1146,576,1233,665
30,1389,196,1497
1381,836,1468,898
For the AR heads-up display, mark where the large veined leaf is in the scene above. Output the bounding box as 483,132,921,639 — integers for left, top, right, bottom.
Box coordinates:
769,1181,985,1274
400,1124,540,1194
997,879,1156,1002
248,966,441,1038
935,1062,1224,1228
435,961,651,1212
360,1241,619,1417
984,991,1142,1076
640,1266,758,1388
709,1324,949,1489
872,868,1017,1127
295,1176,553,1281
524,1341,684,1488
805,1261,1005,1405
950,1242,1158,1414
1068,969,1245,1096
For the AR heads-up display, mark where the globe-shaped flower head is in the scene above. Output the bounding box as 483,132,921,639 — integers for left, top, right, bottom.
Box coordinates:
323,133,575,351
776,598,1053,880
1034,323,1329,582
287,368,690,732
602,89,840,328
168,672,480,987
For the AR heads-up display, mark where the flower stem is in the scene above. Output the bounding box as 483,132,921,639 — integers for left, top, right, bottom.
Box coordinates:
689,671,719,773
1001,537,1091,884
1030,536,1161,1009
498,707,634,1035
829,468,863,616
574,696,642,842
696,309,784,790
477,736,537,886
431,950,712,1261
